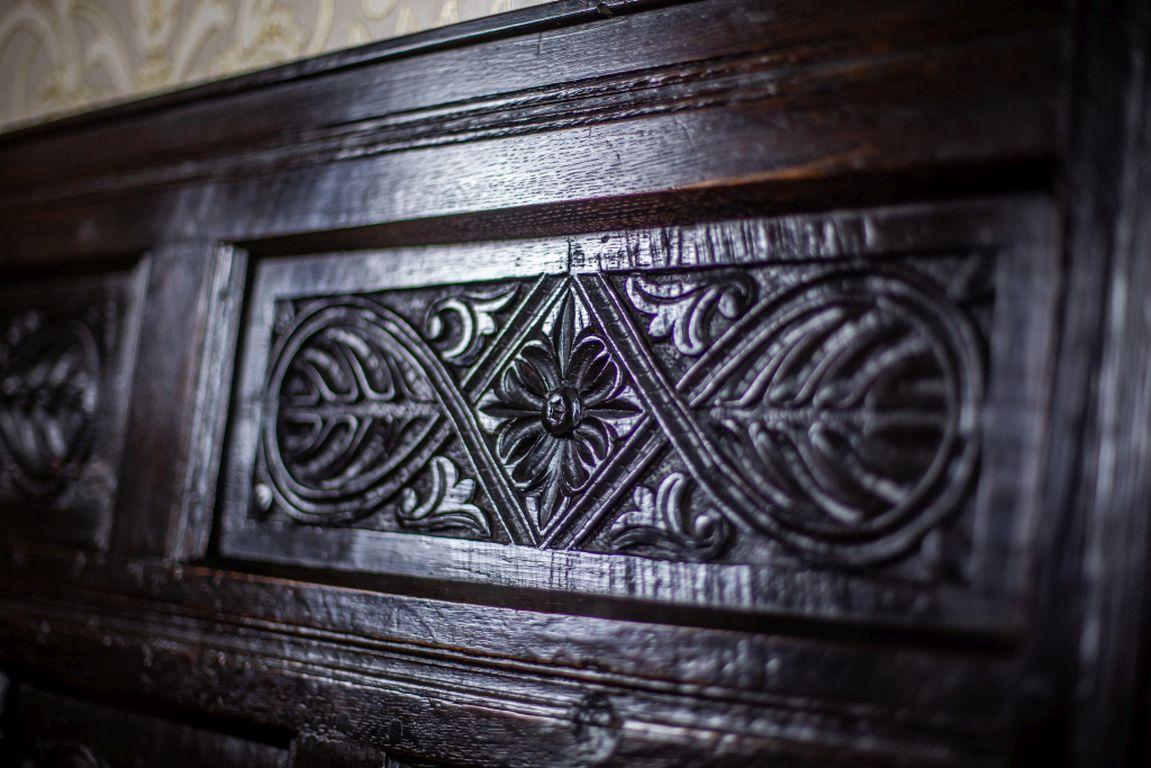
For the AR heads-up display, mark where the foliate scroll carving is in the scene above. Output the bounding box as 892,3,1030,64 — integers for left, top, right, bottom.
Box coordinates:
609,473,732,561
398,456,490,537
0,275,135,544
245,259,986,571
625,272,755,356
0,309,100,498
426,286,517,365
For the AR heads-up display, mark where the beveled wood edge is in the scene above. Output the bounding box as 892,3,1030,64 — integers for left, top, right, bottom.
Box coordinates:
0,0,1060,264
0,0,683,145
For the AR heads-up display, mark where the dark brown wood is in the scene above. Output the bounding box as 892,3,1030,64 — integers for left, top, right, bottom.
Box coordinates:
0,267,146,549
0,0,1148,765
215,196,1055,636
111,243,246,559
1014,0,1151,764
0,0,1060,264
0,542,1016,766
14,686,289,767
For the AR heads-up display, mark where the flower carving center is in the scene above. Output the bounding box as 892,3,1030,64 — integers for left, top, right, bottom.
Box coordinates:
542,386,583,437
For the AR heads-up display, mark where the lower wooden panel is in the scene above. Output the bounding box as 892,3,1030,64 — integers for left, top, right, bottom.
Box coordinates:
13,686,288,768
0,545,1011,767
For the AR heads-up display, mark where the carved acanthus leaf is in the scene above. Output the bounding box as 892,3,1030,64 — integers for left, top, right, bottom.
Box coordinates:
625,273,755,356
609,473,731,561
399,456,490,537
426,286,517,364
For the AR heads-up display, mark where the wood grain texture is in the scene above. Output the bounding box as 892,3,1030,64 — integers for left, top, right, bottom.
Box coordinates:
0,543,1014,767
0,0,674,142
1013,0,1151,764
111,243,246,559
213,197,1055,637
1,0,1145,764
0,0,1059,263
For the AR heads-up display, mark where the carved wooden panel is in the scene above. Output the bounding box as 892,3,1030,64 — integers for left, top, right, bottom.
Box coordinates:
0,270,144,548
221,198,1055,629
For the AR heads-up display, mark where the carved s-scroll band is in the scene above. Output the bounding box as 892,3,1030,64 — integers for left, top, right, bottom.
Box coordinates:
598,268,984,566
576,275,777,547
252,260,986,569
262,298,533,541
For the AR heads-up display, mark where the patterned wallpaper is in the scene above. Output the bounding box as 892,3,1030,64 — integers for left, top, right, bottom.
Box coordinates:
0,0,550,132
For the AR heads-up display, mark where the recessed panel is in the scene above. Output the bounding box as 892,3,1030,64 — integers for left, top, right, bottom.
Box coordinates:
221,198,1054,630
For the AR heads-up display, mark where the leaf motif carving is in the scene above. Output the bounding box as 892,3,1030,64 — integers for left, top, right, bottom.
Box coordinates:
262,303,442,523
399,456,490,537
625,273,755,355
277,328,432,489
705,270,982,555
426,286,517,364
609,473,731,561
247,264,982,566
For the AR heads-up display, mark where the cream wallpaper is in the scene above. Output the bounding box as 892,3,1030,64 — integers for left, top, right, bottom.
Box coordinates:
0,0,550,132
